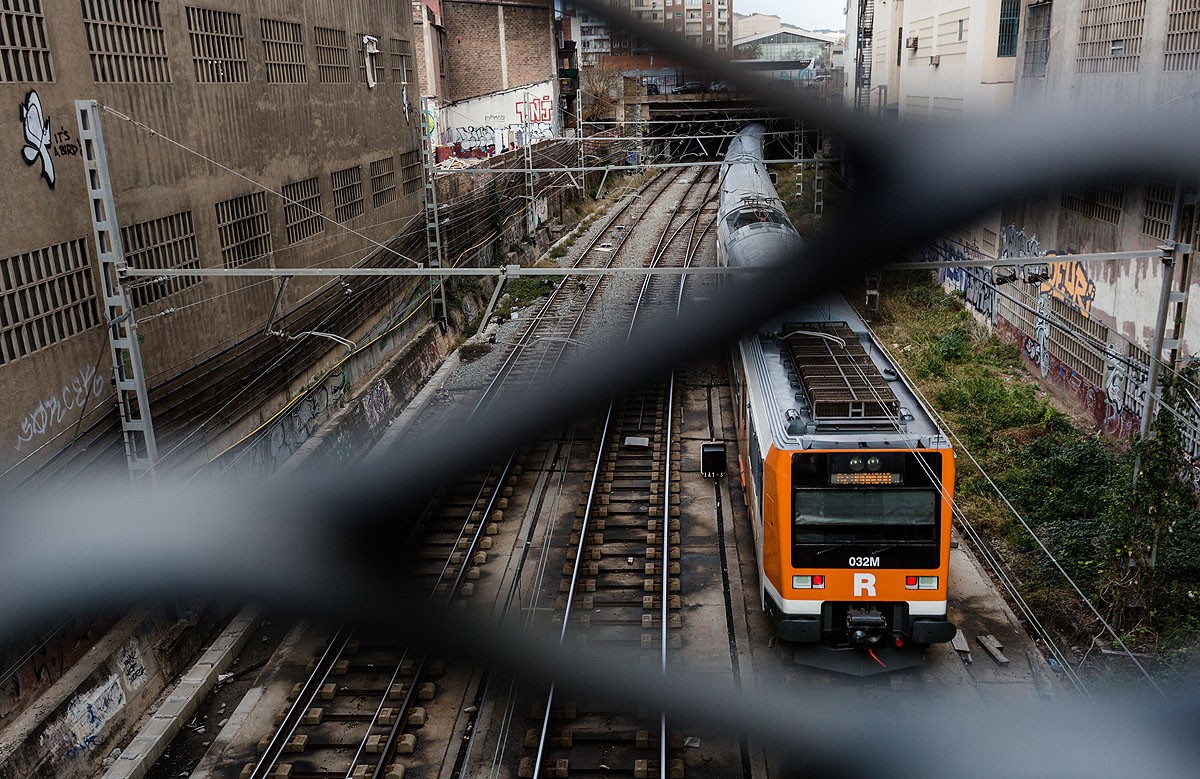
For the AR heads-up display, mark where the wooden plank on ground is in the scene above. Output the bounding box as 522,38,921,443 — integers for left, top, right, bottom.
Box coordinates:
976,634,1010,665
951,629,972,663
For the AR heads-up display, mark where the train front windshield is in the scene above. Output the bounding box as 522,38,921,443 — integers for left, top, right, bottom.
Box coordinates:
790,451,945,566
793,490,937,543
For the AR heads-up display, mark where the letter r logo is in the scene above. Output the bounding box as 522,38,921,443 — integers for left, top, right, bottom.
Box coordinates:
853,573,877,597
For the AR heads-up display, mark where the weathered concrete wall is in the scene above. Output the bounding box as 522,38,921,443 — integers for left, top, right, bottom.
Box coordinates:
0,0,423,482
0,605,226,779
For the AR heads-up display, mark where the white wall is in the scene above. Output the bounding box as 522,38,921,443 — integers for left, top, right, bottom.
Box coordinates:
439,80,557,153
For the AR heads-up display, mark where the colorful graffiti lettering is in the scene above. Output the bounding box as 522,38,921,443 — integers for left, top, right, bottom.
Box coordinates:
1042,261,1097,316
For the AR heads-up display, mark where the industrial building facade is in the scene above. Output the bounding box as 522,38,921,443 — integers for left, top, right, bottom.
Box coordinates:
844,0,1200,453
0,0,424,485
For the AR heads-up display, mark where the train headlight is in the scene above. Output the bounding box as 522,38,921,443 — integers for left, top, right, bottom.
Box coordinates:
905,576,939,590
792,575,825,589
866,456,882,471
849,456,865,471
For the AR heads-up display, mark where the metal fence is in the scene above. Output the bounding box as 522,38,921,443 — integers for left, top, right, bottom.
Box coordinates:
2,2,1199,777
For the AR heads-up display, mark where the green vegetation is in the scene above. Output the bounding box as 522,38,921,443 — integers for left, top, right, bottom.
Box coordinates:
872,272,1200,675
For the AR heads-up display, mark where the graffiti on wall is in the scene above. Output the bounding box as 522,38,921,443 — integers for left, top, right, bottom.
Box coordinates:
20,90,55,188
920,241,996,321
15,364,108,451
1000,223,1042,259
515,95,554,124
39,674,125,763
118,639,148,691
235,369,350,478
1041,261,1097,316
361,380,395,430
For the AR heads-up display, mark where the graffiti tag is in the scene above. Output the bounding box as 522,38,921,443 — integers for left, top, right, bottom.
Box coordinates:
1041,261,1097,316
16,365,108,450
118,639,147,690
20,89,55,188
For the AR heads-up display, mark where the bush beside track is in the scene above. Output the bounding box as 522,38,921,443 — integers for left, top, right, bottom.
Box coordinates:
865,272,1200,684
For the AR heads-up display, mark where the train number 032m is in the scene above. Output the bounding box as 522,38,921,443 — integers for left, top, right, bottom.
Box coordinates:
848,556,880,567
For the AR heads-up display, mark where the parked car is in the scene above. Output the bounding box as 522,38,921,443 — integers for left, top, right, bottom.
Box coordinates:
673,81,705,94
644,82,660,95
708,80,734,92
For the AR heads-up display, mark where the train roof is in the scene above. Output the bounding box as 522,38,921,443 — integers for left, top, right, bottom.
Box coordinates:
739,293,949,452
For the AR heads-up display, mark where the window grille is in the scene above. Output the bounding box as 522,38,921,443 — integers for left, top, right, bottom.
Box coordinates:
121,211,200,308
261,18,306,84
1023,2,1052,78
1048,296,1107,386
1076,0,1145,73
997,282,1038,336
186,6,247,82
0,0,52,82
215,192,272,268
1061,181,1125,224
1165,0,1200,71
83,0,170,83
399,150,422,195
358,33,383,83
390,38,415,84
282,177,324,245
332,166,365,222
370,157,397,208
0,239,99,365
1142,181,1175,241
315,26,350,83
998,0,1020,56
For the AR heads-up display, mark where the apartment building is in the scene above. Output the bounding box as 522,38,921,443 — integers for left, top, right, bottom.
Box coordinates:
563,0,731,65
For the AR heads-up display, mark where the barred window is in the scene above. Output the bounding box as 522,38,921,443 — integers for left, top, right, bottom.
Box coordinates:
261,18,306,84
0,0,52,82
282,177,324,245
315,26,350,83
997,0,1020,56
186,6,248,82
1076,0,1145,74
370,157,397,208
0,239,100,365
1023,2,1052,78
1142,181,1175,241
390,38,415,84
332,166,364,222
1049,296,1107,386
1061,181,1125,224
358,33,384,84
1165,0,1200,71
399,150,422,195
215,192,272,268
83,0,171,83
122,211,200,308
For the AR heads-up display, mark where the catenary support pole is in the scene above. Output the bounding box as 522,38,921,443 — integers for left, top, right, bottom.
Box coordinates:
75,100,159,480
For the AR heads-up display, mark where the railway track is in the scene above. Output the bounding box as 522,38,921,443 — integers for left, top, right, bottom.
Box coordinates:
519,385,684,779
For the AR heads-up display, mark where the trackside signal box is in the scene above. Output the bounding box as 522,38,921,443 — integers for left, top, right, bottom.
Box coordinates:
701,441,727,478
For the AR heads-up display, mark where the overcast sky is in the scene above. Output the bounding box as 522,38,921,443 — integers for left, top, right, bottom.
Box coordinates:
735,0,848,31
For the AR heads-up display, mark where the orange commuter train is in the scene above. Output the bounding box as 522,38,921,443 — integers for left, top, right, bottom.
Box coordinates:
718,125,957,659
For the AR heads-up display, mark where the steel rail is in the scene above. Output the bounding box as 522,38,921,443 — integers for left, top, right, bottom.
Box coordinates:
529,402,615,779
246,627,354,779
469,168,687,418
